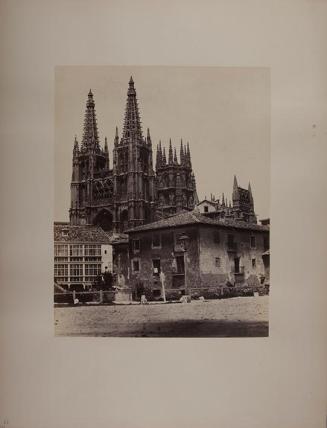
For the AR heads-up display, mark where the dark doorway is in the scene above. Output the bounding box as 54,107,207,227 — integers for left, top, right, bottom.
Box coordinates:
234,257,240,274
175,255,185,274
94,210,113,232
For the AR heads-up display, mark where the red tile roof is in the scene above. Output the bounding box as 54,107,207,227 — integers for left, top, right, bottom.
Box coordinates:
126,210,269,233
54,224,111,243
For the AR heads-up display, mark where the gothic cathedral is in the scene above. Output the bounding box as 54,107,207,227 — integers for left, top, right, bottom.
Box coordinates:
69,77,198,232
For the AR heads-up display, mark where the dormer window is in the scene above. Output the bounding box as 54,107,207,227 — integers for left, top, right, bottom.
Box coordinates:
61,229,69,237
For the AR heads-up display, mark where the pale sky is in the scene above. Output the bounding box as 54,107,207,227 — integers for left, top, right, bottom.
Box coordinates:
55,66,270,221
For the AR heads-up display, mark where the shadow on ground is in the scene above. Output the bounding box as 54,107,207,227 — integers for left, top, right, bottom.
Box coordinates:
58,320,269,337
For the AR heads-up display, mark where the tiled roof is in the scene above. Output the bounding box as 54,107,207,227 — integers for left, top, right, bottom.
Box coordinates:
126,210,269,233
108,233,129,245
54,224,111,243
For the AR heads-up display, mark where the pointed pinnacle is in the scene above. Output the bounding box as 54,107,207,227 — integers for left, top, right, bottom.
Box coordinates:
180,139,184,164
168,139,173,164
162,147,167,164
174,147,177,163
129,76,134,85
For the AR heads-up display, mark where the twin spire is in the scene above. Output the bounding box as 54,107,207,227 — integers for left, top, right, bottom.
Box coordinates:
76,78,193,171
122,76,143,141
81,89,101,152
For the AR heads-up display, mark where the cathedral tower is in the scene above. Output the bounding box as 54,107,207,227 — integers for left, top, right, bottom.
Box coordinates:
232,175,256,223
69,90,113,230
155,139,198,217
112,77,155,232
69,78,198,232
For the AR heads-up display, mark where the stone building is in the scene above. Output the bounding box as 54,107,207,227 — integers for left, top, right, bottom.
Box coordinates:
197,176,257,223
122,210,269,299
69,77,198,233
54,222,112,290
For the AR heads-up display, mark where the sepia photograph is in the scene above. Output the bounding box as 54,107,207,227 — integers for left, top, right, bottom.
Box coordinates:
2,1,327,427
54,66,270,337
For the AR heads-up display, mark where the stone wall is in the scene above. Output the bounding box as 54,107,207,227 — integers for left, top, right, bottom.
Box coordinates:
128,226,201,296
199,225,268,287
126,223,269,297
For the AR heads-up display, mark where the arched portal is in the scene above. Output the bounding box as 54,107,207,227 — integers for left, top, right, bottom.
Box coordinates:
93,209,113,232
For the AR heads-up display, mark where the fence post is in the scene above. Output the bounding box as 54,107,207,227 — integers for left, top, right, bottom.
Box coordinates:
99,289,103,303
73,290,76,304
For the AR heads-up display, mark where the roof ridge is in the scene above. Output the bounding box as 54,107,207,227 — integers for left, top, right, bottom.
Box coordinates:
190,211,202,223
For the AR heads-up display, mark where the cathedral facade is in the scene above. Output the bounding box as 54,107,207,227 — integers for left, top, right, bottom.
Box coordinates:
69,77,198,232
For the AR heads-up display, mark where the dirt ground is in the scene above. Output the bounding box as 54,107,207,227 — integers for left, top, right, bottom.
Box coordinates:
54,295,269,337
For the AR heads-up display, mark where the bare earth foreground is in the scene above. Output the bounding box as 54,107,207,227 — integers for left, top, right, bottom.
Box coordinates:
54,296,269,337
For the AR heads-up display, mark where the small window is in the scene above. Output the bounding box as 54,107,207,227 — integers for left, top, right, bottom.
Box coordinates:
132,259,140,272
133,239,141,252
204,206,209,213
152,233,161,248
252,258,256,268
215,257,221,268
250,236,256,248
152,259,161,276
61,229,69,237
213,231,220,244
104,250,107,254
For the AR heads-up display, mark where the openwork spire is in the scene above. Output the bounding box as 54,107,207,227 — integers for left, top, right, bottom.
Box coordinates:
73,135,79,154
81,89,100,151
122,76,143,141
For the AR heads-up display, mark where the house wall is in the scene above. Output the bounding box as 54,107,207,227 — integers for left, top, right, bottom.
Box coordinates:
101,244,113,272
199,226,269,287
54,241,111,289
197,201,216,213
128,226,201,296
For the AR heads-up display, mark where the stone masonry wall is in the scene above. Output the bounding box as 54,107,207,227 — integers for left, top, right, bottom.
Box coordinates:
199,226,269,288
128,226,201,296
